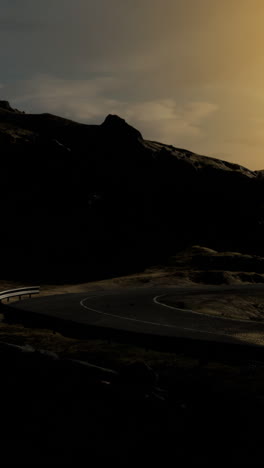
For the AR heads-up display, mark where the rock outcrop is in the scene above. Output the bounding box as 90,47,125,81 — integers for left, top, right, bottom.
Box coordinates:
0,100,22,113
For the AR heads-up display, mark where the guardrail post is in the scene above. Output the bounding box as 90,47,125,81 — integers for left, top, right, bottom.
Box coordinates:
0,286,40,302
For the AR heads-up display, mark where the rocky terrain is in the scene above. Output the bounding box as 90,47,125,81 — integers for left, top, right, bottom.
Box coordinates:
1,100,264,281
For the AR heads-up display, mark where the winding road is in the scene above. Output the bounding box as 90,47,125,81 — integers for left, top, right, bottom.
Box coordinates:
10,285,264,347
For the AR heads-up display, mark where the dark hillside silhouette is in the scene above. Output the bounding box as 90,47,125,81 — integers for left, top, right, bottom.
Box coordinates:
0,101,263,280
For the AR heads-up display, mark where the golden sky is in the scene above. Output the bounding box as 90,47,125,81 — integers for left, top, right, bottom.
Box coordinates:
1,0,264,168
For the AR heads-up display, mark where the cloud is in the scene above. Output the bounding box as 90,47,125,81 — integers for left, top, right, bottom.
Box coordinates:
4,75,122,122
2,74,264,169
1,75,218,145
0,0,263,169
125,100,218,142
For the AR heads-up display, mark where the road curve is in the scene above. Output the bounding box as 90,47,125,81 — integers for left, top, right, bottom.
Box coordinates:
9,285,264,347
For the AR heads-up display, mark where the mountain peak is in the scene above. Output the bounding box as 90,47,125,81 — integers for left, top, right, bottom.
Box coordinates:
101,114,143,140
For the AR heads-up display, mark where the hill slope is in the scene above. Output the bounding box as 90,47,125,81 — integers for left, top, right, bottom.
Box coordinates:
0,100,263,280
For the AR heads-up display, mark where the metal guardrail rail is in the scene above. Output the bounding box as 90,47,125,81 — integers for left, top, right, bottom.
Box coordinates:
0,286,40,302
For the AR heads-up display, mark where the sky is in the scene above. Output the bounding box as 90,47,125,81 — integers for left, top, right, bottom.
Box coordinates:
1,0,264,169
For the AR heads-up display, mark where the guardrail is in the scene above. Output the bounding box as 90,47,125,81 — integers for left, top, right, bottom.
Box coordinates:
0,286,40,302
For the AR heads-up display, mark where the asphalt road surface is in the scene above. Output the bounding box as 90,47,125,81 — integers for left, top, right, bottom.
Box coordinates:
10,285,264,346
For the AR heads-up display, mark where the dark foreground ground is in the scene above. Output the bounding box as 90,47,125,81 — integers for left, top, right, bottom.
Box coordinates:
1,307,264,465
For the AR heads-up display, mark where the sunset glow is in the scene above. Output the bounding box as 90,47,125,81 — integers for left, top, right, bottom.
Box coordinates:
1,0,264,168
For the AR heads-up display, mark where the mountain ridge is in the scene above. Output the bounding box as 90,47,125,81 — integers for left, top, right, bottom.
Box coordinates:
0,100,258,176
0,100,262,173
0,100,263,280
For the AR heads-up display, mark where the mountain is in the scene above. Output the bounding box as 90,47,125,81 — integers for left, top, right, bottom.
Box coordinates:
0,101,263,280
